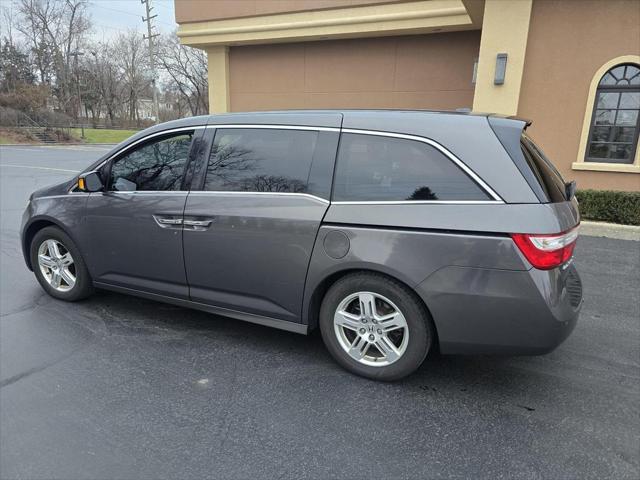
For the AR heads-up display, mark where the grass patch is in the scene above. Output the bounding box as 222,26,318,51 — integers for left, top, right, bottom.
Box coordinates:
576,189,640,226
69,128,139,144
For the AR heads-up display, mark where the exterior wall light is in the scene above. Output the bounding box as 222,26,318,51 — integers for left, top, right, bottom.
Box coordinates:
472,58,479,85
494,53,508,85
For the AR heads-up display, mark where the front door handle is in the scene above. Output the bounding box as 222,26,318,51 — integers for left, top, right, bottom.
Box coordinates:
153,215,183,229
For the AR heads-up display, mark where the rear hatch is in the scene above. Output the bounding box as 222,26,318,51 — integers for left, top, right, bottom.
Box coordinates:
488,116,581,271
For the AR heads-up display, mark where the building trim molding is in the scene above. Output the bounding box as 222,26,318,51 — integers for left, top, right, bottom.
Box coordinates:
177,0,475,47
573,55,640,174
571,162,640,174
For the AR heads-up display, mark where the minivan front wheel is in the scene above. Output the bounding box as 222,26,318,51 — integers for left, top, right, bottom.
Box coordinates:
30,226,94,301
320,273,433,381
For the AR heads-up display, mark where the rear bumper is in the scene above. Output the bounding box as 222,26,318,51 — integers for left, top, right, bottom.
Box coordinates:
416,262,582,355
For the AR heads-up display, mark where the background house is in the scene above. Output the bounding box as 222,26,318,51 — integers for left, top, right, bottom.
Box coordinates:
174,0,640,192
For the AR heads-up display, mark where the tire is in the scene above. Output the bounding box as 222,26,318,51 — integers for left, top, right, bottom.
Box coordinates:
30,226,94,302
319,272,434,381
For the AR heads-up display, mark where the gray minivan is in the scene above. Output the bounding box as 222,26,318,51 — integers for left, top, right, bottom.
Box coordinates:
21,110,582,380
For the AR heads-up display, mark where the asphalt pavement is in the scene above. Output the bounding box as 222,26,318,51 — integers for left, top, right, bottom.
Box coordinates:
1,145,639,479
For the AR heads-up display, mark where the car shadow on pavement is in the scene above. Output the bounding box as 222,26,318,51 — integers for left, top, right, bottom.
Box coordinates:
75,289,545,399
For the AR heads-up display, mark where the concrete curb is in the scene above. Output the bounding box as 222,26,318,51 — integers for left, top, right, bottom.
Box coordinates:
581,220,640,241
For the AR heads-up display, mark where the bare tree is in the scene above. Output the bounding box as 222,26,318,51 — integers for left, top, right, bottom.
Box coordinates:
157,33,208,116
1,6,16,46
83,42,120,126
15,0,90,116
114,30,151,125
3,5,208,127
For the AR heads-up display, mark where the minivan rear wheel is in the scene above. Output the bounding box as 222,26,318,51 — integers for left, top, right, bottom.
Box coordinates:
319,272,433,381
30,226,94,301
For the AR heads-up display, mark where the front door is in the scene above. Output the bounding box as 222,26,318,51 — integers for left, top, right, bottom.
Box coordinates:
85,128,202,298
183,125,339,322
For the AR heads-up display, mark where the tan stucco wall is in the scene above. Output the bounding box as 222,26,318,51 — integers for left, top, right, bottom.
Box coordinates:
518,0,640,192
228,31,480,111
175,0,400,24
472,0,531,115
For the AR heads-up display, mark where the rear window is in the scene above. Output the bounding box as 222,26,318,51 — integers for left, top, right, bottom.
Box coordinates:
332,133,490,202
521,134,567,203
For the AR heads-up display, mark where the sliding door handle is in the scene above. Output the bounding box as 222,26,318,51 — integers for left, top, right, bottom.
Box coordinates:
153,215,214,231
183,219,212,227
183,218,213,231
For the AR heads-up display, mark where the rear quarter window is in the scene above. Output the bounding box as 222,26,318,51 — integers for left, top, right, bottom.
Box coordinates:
487,116,568,204
521,134,568,203
332,133,491,202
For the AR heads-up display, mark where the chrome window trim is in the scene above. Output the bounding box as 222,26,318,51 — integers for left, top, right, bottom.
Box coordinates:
64,190,191,197
331,200,502,205
206,124,339,132
188,191,330,204
338,128,504,203
97,191,188,196
81,190,495,205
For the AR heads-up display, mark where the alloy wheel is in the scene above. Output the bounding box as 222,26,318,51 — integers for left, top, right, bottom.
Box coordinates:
333,291,409,367
37,239,76,292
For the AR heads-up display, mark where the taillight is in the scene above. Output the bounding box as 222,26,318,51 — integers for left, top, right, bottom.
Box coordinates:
511,226,579,270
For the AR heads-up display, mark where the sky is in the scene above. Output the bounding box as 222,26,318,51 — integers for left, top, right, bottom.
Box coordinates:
2,0,178,41
87,0,178,39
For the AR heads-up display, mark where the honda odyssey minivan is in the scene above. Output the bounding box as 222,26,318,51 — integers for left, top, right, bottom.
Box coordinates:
21,110,582,380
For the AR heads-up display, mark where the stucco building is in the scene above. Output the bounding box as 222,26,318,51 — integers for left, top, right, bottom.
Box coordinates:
174,0,640,192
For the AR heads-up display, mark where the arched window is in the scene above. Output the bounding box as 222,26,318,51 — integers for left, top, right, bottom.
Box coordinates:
586,63,640,164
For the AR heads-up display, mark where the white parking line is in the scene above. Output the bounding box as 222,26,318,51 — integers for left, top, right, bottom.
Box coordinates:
0,145,112,152
41,146,112,152
0,164,78,173
0,147,52,153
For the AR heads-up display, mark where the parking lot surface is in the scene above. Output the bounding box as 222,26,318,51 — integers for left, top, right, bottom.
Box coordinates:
1,145,639,479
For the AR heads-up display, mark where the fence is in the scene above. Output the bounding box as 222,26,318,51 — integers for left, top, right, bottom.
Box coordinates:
0,106,149,130
1,107,143,142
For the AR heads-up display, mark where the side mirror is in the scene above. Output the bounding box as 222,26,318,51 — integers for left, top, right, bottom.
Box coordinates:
565,180,577,200
77,171,104,192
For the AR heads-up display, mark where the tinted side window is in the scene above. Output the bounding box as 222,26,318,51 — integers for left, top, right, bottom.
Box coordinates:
109,132,193,191
204,128,318,193
521,134,567,203
333,133,490,201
